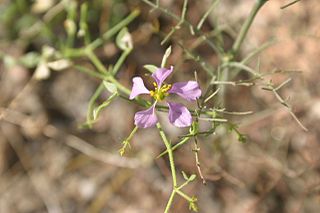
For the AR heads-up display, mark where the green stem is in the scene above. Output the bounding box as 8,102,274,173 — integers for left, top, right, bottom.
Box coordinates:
232,0,268,55
196,0,219,30
127,126,138,141
66,1,77,48
157,123,177,186
63,48,86,58
111,49,132,76
75,65,106,79
156,122,177,212
177,180,191,190
86,50,108,74
87,83,105,127
157,136,191,158
89,9,140,50
106,76,131,96
75,65,148,107
80,2,90,45
175,189,193,202
119,126,139,156
164,191,176,213
217,65,229,106
218,0,267,106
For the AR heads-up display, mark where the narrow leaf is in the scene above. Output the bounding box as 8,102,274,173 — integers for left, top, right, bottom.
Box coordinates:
161,46,171,67
143,64,158,73
103,81,118,94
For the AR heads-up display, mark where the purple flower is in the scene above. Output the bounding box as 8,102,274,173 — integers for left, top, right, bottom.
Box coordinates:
129,66,201,128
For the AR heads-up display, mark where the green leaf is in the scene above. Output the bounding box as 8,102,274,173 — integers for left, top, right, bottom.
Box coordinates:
19,52,41,68
143,64,158,73
103,81,118,94
182,171,188,180
116,27,133,51
92,92,118,120
182,172,196,182
189,174,196,181
161,46,171,67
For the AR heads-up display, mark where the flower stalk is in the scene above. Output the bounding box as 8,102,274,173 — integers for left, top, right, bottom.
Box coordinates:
156,122,177,212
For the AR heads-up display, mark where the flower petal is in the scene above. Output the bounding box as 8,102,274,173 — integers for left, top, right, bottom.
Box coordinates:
151,66,173,87
134,104,158,128
129,77,150,100
167,102,192,127
169,81,201,101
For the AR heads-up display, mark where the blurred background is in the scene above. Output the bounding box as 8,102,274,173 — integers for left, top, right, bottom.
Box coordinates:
1,0,320,212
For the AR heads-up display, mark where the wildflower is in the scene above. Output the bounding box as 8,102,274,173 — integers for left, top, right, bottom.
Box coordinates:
129,66,201,128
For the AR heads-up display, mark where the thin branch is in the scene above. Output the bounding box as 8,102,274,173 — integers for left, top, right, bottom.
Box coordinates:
193,137,206,184
275,78,291,91
89,9,140,50
161,0,188,45
281,0,301,9
204,88,220,103
214,108,253,115
197,117,227,122
178,42,215,76
232,0,268,54
141,0,223,56
241,39,276,65
262,81,308,131
223,62,262,77
212,80,255,87
196,0,219,30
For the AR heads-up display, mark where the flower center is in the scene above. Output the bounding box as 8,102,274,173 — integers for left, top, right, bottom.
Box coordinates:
150,82,172,101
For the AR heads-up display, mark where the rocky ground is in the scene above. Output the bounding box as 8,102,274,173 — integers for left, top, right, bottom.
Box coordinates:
1,0,320,212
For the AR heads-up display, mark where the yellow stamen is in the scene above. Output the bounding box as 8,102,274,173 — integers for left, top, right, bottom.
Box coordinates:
150,83,172,101
153,82,157,88
161,84,172,93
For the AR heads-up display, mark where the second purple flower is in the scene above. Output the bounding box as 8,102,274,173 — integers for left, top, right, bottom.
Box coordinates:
129,66,201,128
